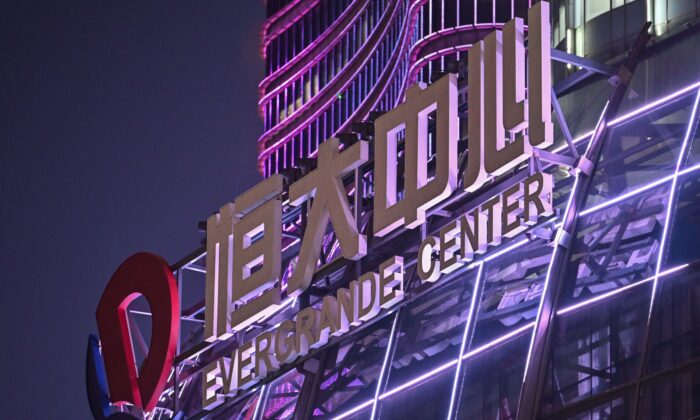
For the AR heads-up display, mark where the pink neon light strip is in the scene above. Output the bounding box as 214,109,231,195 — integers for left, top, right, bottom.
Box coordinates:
259,0,371,100
259,0,429,163
257,0,402,151
332,0,426,136
260,0,320,57
406,22,510,84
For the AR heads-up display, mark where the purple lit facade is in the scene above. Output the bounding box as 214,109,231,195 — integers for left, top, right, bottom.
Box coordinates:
115,1,700,419
257,0,533,177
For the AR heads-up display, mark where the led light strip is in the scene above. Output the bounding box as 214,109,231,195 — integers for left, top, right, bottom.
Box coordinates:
259,0,372,103
330,262,690,420
258,0,405,155
447,263,484,420
257,149,700,417
370,312,400,420
332,399,374,420
331,322,537,420
557,264,688,315
579,161,700,217
552,81,700,154
259,0,366,83
647,89,700,321
370,311,401,420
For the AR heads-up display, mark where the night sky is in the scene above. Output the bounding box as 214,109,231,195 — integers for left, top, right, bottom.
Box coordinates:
1,1,265,417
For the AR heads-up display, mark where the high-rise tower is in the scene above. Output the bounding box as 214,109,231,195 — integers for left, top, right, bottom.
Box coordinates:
257,0,533,176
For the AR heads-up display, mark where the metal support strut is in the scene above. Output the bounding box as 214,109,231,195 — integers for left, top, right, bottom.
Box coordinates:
516,22,652,420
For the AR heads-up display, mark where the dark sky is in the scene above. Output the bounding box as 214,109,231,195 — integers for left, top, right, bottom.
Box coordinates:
0,1,265,417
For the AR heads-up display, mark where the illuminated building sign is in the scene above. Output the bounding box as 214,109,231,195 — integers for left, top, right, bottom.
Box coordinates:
95,2,569,413
198,4,555,408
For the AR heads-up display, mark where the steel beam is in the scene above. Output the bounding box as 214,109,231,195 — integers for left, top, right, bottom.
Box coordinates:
517,22,651,420
551,88,579,158
551,49,615,76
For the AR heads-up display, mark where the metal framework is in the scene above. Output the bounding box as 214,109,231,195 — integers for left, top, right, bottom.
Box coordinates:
83,3,700,416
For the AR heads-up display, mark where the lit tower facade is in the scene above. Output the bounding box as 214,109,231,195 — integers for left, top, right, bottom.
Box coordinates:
257,0,533,176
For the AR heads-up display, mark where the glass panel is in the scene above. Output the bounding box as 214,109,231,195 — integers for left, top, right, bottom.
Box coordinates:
554,77,612,145
378,367,454,419
210,390,260,420
541,391,633,419
455,332,530,419
666,173,700,266
667,0,696,25
261,369,305,419
472,238,554,348
584,93,695,209
384,268,478,390
618,38,700,117
637,365,700,418
538,283,651,415
564,182,669,306
683,111,700,169
585,0,610,20
327,406,371,420
645,265,700,375
476,0,494,24
310,314,395,417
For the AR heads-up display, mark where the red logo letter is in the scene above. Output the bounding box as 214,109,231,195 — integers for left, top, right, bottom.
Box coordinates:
96,252,179,412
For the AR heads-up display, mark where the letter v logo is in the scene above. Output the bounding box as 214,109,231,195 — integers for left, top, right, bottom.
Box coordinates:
96,252,179,412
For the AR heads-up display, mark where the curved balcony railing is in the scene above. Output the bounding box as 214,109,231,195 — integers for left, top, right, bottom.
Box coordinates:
259,0,372,104
260,0,319,58
336,0,427,133
407,23,507,84
257,0,402,155
262,0,360,76
258,0,531,175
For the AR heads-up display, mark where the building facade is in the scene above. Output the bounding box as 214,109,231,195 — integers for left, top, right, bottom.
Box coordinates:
89,1,700,419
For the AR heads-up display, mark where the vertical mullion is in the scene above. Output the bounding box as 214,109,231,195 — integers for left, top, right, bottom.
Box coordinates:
447,263,486,420
631,88,700,416
370,310,401,420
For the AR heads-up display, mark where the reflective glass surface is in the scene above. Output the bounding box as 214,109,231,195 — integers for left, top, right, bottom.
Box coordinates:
637,366,700,418
310,314,395,417
564,183,669,306
262,369,305,419
473,239,553,348
211,390,260,420
384,268,478,390
455,333,530,419
645,266,700,375
584,93,695,209
685,115,700,169
539,283,651,415
667,173,700,267
378,367,454,419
